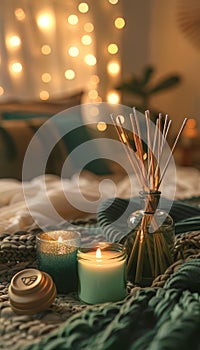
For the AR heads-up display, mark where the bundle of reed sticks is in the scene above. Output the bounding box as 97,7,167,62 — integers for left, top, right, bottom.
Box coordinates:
111,109,187,285
111,109,187,194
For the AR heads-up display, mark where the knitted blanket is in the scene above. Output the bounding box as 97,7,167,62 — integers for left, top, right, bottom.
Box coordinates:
22,258,200,350
18,197,200,350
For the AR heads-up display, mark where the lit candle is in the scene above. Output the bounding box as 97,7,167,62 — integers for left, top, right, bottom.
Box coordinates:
77,242,127,304
36,230,81,294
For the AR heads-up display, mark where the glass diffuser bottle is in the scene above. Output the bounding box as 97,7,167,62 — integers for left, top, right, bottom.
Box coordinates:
122,190,175,286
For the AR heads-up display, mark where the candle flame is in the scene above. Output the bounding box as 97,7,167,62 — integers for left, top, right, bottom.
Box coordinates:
96,248,102,258
58,236,63,243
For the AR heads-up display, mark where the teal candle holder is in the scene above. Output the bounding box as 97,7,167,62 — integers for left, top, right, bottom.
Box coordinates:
36,230,81,294
77,242,127,304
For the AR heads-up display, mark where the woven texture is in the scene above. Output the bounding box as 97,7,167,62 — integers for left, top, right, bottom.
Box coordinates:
0,199,200,350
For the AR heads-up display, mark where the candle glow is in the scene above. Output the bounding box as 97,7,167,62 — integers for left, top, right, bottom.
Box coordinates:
77,243,127,304
96,248,102,259
37,230,81,294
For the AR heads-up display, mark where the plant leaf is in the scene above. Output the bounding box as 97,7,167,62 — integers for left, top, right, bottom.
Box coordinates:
148,76,181,94
116,78,148,96
142,66,155,85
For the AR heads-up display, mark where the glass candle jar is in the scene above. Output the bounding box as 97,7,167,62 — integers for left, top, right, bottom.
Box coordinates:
37,230,81,294
77,242,127,304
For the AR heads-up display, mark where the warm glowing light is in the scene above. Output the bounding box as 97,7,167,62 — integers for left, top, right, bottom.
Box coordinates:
40,90,49,100
37,12,55,30
88,89,98,99
81,34,92,45
58,236,63,242
187,118,197,129
68,46,79,57
107,61,120,75
68,14,79,25
121,132,127,143
107,91,120,104
15,8,26,21
108,43,118,54
10,62,23,73
41,73,52,83
115,17,126,29
90,75,100,84
97,122,107,132
184,118,198,138
116,115,125,124
8,35,21,47
84,22,94,32
41,44,52,55
96,248,102,259
109,0,118,4
65,69,75,80
84,54,96,66
0,86,4,96
78,2,89,13
143,153,148,160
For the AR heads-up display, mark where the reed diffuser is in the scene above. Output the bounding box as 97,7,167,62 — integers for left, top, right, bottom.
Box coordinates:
111,110,187,286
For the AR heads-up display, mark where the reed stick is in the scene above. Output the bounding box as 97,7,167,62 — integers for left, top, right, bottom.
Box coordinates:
147,117,159,189
135,228,145,283
111,110,187,285
111,114,148,191
127,230,140,272
145,110,155,190
130,113,147,182
132,108,147,178
158,117,187,187
145,229,155,276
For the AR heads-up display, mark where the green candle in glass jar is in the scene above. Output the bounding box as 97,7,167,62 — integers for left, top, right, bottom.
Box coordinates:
37,230,81,294
77,242,127,304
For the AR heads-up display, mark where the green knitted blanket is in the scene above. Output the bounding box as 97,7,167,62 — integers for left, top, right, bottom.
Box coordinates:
21,197,200,350
22,258,200,350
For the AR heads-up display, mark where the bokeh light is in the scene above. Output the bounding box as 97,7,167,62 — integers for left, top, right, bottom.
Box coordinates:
115,17,125,29
84,54,96,66
108,43,118,54
37,12,55,30
0,86,4,96
15,8,26,21
107,91,120,104
78,2,89,13
107,61,120,75
97,121,107,132
65,69,75,80
41,44,52,55
40,90,49,100
88,89,98,99
10,62,23,73
68,46,79,57
81,34,92,45
41,73,52,83
68,14,79,25
8,35,21,48
84,22,94,32
108,0,118,4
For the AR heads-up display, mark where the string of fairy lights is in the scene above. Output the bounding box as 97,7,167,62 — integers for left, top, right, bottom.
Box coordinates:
0,0,126,107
